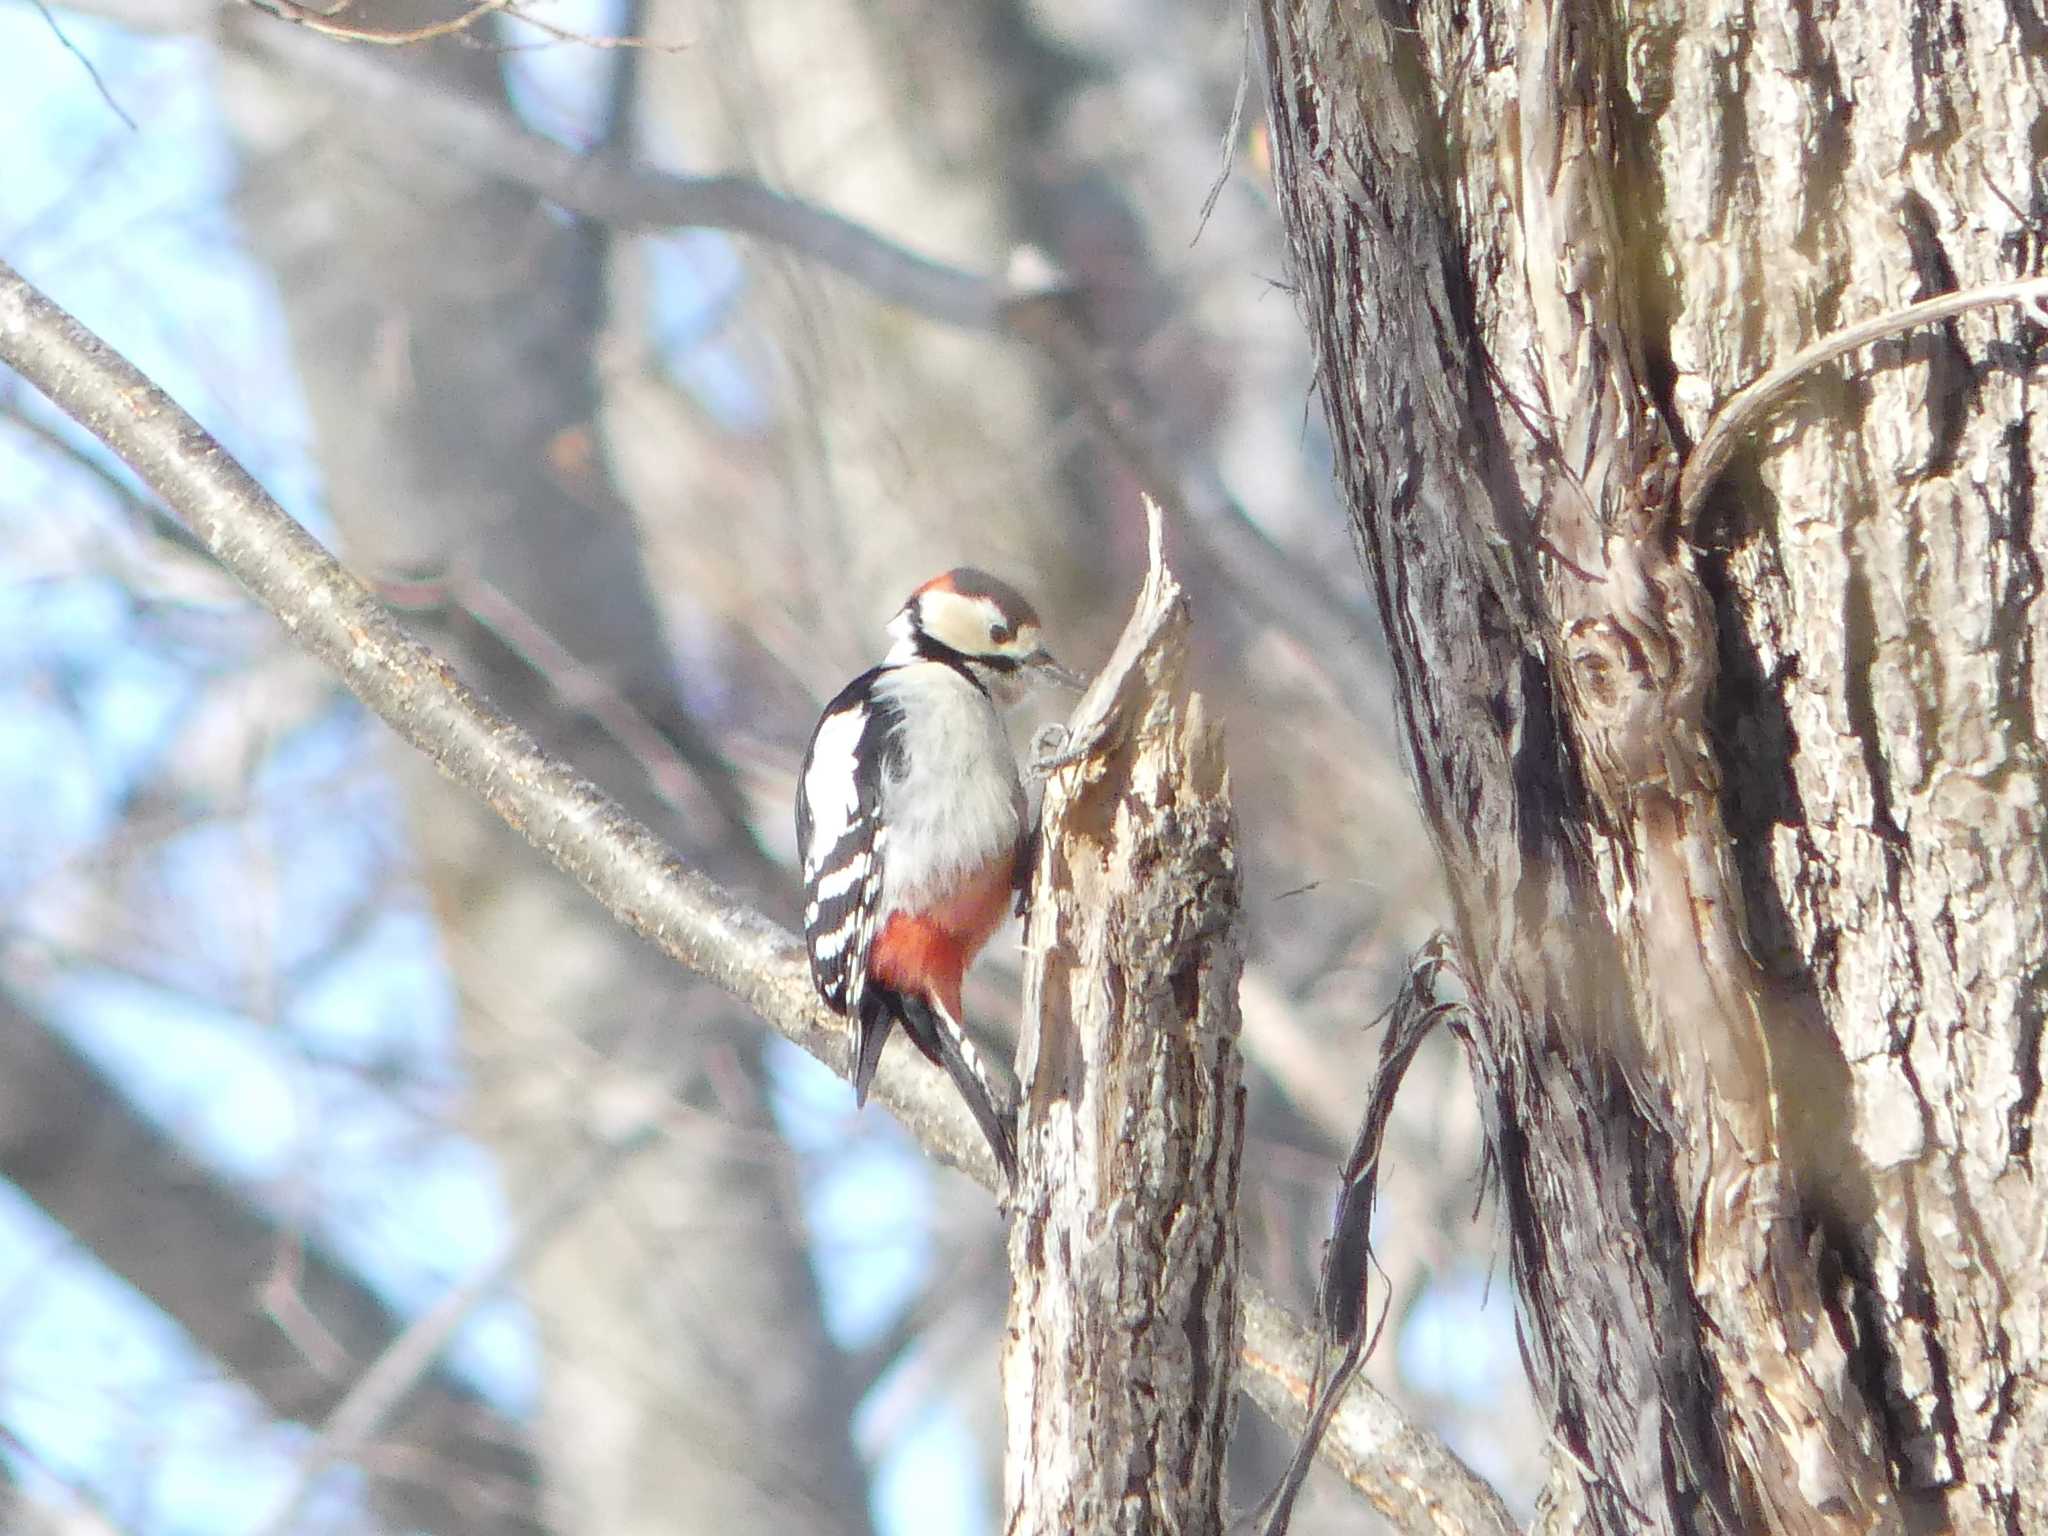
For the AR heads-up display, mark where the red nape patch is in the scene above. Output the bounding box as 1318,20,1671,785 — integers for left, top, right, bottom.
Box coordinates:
869,861,1016,1019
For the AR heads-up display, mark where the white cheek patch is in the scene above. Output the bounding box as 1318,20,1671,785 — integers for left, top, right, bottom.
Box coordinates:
922,592,1006,656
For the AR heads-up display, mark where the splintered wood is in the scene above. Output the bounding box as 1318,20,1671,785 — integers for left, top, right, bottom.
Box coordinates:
1002,503,1245,1536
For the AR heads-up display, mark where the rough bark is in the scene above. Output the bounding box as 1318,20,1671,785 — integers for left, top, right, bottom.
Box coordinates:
1512,7,1892,1527
1258,6,1731,1530
1259,0,2048,1532
1005,513,1245,1536
1645,6,2048,1526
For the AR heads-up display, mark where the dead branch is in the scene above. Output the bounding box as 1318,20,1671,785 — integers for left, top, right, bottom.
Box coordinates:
244,0,511,46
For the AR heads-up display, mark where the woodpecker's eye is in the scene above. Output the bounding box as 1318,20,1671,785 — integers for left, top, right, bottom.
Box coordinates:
988,617,1016,645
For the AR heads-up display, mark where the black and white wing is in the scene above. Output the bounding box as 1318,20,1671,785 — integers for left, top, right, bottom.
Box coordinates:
796,670,901,1021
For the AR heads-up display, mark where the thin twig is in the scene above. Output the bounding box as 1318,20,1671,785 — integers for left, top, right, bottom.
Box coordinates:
1678,273,2048,527
493,1,688,53
255,1118,658,1536
0,394,211,560
0,1421,130,1536
1011,302,1394,739
0,259,1512,1536
244,0,512,46
1193,0,1254,244
457,570,715,820
30,0,137,131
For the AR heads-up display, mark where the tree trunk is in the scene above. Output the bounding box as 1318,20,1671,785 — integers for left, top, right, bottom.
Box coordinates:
1258,0,2048,1532
1004,518,1245,1536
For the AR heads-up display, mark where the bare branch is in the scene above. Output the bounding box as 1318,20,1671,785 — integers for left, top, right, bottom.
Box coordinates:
0,257,1506,1533
0,994,543,1536
231,18,1398,738
34,0,214,35
1010,303,1395,740
236,19,1013,330
1236,965,1361,1149
29,0,136,130
1239,1281,1518,1536
243,0,512,46
256,1112,659,1536
0,393,210,560
0,1423,133,1536
0,253,997,1179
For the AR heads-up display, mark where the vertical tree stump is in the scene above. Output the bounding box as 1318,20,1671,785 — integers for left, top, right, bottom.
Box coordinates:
1002,508,1246,1536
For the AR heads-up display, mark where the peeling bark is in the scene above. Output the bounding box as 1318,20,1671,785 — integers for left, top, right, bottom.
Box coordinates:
1259,0,2048,1531
1258,5,1734,1528
1514,6,1893,1527
1004,516,1245,1536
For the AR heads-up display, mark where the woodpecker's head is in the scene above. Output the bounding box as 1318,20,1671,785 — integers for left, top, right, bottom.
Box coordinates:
886,568,1081,698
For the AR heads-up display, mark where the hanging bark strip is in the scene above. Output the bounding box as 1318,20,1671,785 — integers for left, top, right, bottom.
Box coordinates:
1004,504,1246,1536
1256,936,1470,1536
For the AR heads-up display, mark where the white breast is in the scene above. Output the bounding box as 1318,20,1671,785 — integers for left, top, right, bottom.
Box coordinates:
871,662,1025,915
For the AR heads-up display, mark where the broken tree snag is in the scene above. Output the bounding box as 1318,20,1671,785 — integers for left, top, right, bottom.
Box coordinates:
1003,503,1244,1536
1513,4,1897,1531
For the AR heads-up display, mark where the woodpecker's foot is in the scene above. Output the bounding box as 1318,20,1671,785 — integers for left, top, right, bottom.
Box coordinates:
1029,722,1101,779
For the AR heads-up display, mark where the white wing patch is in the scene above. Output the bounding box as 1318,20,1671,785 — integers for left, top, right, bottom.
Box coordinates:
797,681,895,1018
798,658,1025,1024
799,706,868,873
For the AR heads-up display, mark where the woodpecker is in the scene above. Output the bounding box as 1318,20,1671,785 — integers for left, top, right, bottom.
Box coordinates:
797,568,1080,1182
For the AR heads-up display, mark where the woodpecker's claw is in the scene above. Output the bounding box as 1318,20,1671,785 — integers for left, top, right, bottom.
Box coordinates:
1030,721,1108,779
1029,723,1070,779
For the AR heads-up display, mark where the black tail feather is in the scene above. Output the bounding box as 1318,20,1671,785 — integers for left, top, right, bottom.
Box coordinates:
898,992,1018,1184
851,989,894,1108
